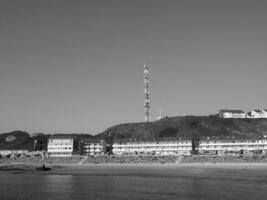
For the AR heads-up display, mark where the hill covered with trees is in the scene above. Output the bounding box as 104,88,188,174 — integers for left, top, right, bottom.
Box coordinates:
0,131,92,151
0,131,35,151
97,115,267,142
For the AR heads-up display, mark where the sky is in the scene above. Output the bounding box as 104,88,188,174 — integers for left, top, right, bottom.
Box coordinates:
0,0,267,134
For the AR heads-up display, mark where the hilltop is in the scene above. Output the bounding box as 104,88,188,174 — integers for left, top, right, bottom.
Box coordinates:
0,131,34,151
1,116,267,150
97,115,267,142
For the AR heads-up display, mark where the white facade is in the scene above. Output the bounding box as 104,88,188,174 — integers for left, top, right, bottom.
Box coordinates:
47,137,74,157
81,140,107,156
199,139,267,155
219,109,267,119
246,110,267,119
112,140,192,155
0,150,30,157
113,139,267,156
219,110,246,118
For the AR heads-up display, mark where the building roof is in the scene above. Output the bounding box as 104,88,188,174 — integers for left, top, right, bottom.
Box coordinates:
219,109,245,114
253,109,264,114
80,138,105,143
49,135,75,139
113,137,191,143
199,135,266,140
246,111,252,116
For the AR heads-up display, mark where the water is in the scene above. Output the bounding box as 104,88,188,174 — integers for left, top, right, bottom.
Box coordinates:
1,165,267,200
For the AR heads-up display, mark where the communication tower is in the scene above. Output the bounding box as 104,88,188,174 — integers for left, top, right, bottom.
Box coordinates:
144,64,151,122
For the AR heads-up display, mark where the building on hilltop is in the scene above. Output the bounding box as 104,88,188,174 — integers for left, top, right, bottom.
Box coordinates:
47,135,79,157
219,109,267,119
219,110,246,118
246,109,267,119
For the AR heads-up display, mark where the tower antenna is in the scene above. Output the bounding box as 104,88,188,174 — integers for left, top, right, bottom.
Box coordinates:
144,64,151,122
157,108,163,120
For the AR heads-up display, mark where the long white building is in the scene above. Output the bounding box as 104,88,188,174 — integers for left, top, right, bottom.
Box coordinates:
112,139,192,155
0,150,30,157
219,109,267,119
112,138,267,156
198,139,267,155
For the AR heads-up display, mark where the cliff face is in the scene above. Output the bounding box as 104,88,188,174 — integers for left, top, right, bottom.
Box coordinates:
97,116,267,141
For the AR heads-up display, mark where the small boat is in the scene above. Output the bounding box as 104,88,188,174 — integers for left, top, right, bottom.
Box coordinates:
36,164,51,171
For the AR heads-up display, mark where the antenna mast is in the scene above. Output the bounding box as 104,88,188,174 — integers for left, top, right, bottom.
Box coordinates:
157,108,163,120
144,64,151,122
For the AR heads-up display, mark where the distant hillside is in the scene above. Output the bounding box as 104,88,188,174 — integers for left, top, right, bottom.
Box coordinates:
0,131,34,150
2,116,267,150
0,131,93,151
97,115,267,142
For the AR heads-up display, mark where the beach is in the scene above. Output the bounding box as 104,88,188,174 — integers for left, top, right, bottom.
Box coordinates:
1,162,267,178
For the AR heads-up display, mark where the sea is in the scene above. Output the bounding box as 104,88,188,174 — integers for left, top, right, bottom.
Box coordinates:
1,165,267,200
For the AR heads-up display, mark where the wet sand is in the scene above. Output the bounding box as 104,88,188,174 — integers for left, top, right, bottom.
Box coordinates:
1,162,267,177
1,163,267,200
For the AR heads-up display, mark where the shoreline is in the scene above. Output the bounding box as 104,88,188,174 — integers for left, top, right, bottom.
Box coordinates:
2,154,267,174
2,162,267,178
2,161,267,168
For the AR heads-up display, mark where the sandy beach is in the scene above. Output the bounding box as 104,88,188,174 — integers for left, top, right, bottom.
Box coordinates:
1,162,267,176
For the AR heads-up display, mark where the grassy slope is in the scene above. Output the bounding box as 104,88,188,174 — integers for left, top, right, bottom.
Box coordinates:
97,115,267,141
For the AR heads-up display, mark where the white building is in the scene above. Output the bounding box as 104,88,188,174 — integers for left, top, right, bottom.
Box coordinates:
0,150,30,157
219,110,246,118
219,109,267,119
47,136,76,157
81,139,109,156
198,139,267,155
112,139,192,155
246,110,267,119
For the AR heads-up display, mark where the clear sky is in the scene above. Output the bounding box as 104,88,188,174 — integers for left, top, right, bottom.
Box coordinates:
0,0,267,134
